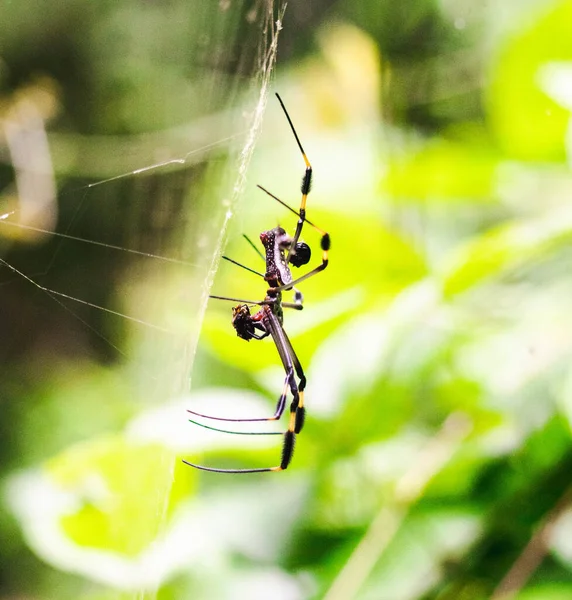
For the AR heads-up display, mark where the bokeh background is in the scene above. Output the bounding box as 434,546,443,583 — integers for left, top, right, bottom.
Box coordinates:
2,0,572,598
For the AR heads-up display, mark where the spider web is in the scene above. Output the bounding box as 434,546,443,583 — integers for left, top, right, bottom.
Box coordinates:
0,2,286,389
0,0,287,595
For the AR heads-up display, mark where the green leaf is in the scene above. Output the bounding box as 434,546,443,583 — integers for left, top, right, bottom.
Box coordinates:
487,0,572,161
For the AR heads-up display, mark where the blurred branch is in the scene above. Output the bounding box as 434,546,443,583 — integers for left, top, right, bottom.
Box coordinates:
323,412,473,600
490,486,572,600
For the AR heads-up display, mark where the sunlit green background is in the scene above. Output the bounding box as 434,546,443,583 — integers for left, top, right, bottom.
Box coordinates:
2,0,572,598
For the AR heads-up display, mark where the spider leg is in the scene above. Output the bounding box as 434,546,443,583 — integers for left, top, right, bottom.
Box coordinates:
265,309,304,433
210,294,271,305
187,418,282,436
184,370,296,474
278,322,307,433
275,93,312,264
209,294,303,311
292,288,303,307
181,459,288,474
187,367,290,424
221,255,265,278
242,234,265,262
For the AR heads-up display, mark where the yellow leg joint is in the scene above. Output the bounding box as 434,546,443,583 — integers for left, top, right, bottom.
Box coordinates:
288,412,296,431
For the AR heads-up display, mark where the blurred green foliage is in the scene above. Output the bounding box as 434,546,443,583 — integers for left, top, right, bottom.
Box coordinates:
2,0,572,599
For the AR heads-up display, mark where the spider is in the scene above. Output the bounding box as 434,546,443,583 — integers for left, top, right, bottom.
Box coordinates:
183,94,330,473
